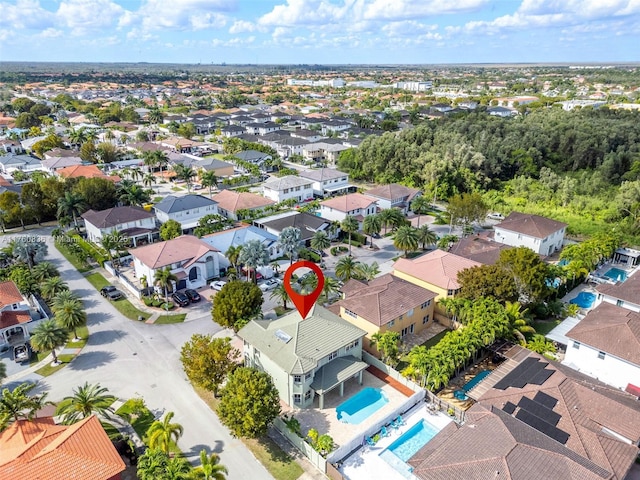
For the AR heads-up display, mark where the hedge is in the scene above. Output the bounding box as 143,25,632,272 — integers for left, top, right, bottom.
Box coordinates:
69,233,108,266
298,248,321,263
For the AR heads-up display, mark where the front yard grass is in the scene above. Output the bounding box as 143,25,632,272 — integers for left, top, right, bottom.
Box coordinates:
154,313,186,324
194,386,303,480
55,239,92,273
85,273,151,321
115,398,156,441
66,325,89,348
533,319,562,336
274,306,293,317
35,354,75,376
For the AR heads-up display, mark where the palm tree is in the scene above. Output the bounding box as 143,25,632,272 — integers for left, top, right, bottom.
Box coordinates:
29,319,69,365
130,166,143,184
279,227,301,265
340,215,359,256
379,209,394,235
321,276,341,303
154,267,178,301
225,245,243,271
335,256,361,282
362,214,382,247
411,196,431,227
200,171,218,196
165,456,192,480
0,362,5,386
394,225,419,257
310,230,331,252
12,238,48,269
32,261,59,282
68,127,88,149
143,172,156,191
57,191,86,230
0,383,52,424
173,164,197,192
41,276,69,301
119,184,150,206
417,224,438,250
54,299,87,340
192,450,228,480
137,449,170,480
238,240,269,282
101,232,129,269
147,411,184,454
355,261,380,281
270,284,290,309
51,290,79,311
148,106,164,125
55,382,116,424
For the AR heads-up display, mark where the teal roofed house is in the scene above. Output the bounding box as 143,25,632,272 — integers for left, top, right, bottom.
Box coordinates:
238,305,367,409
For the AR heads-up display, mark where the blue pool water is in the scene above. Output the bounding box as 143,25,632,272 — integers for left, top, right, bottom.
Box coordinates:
570,292,596,308
386,419,440,462
336,388,388,425
604,267,627,283
462,369,491,391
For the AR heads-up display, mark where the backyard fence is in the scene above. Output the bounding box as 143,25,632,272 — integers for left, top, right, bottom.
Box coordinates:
104,260,142,299
272,417,327,474
362,351,423,393
425,390,466,424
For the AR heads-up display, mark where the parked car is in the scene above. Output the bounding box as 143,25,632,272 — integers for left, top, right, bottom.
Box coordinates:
487,212,505,221
172,292,190,307
13,342,32,363
101,285,124,300
100,285,117,297
259,279,281,292
210,280,227,291
184,289,201,302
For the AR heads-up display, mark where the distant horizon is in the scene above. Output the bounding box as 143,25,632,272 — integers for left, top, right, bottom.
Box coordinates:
1,1,639,65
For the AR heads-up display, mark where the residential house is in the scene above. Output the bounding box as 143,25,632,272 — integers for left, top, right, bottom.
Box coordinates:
364,184,421,214
334,274,437,357
254,211,334,245
319,193,378,228
154,194,219,233
158,137,196,153
0,280,35,348
221,125,245,137
302,142,349,165
239,305,368,409
211,190,275,220
56,165,120,183
0,416,126,480
131,235,221,292
494,212,567,256
0,154,45,175
596,269,640,312
273,137,311,159
202,225,282,265
230,150,273,171
393,250,481,323
40,155,83,174
298,168,354,198
291,129,325,143
81,206,158,247
321,119,352,135
196,157,235,177
0,139,25,154
245,121,281,136
488,106,517,117
448,233,511,265
262,175,314,203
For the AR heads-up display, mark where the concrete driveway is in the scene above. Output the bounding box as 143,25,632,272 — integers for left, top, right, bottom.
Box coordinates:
5,228,272,480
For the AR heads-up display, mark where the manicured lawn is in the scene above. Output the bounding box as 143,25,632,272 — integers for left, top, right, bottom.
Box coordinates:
194,386,303,480
274,306,293,317
533,319,561,336
55,239,91,273
154,313,186,324
85,273,151,321
421,329,449,350
66,325,89,348
35,354,75,376
115,399,156,441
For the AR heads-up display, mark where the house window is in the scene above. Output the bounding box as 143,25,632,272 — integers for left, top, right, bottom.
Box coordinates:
329,350,338,361
598,351,606,360
398,314,403,321
294,375,302,384
421,300,431,309
305,390,312,401
401,326,409,337
410,323,414,334
407,309,414,317
305,372,312,380
573,342,580,349
389,320,395,327
423,315,430,324
284,188,289,193
447,289,456,296
617,300,624,307
293,394,302,404
345,339,359,351
344,309,358,318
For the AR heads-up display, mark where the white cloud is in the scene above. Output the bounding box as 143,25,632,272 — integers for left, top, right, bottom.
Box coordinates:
190,12,227,30
133,0,235,31
381,20,438,37
39,27,63,38
229,19,259,33
0,0,55,29
56,0,126,30
258,0,355,26
363,0,488,20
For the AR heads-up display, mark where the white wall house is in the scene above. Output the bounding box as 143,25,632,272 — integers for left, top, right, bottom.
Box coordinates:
262,175,313,203
0,280,45,349
81,206,158,247
319,193,378,228
493,212,567,256
154,194,218,232
298,168,354,198
364,184,421,214
202,225,282,265
0,154,46,175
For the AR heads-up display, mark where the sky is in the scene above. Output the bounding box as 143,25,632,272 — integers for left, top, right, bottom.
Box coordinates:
0,0,639,64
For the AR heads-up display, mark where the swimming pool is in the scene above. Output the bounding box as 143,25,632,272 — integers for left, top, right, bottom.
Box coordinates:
336,387,388,425
462,369,491,391
604,267,627,283
570,291,596,308
386,419,439,462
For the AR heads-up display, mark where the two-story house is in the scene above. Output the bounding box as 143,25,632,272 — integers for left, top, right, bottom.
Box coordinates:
0,280,49,349
0,154,45,175
254,211,334,245
393,250,481,324
364,184,421,215
298,168,354,198
211,190,275,220
239,305,367,409
494,212,567,256
202,225,282,266
262,175,314,204
302,142,349,166
230,150,272,171
334,274,437,357
153,194,219,233
130,235,221,292
81,206,158,247
319,193,378,228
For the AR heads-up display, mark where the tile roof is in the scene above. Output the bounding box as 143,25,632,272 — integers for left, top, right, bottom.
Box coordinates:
153,194,217,214
57,165,120,182
320,193,377,212
393,249,481,290
0,310,32,329
262,175,312,191
257,212,329,242
596,272,640,305
496,212,567,239
0,415,125,480
565,302,640,365
334,274,436,326
40,156,83,170
81,206,155,229
211,189,275,212
130,234,219,269
364,183,420,201
238,305,366,375
0,280,24,308
298,168,348,182
448,234,511,265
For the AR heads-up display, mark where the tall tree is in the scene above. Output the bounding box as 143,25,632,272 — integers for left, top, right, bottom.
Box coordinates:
53,298,87,340
393,225,419,257
160,219,182,241
278,227,301,265
411,196,431,227
355,262,380,281
270,283,290,309
173,164,197,192
447,192,487,233
41,276,69,301
31,261,59,283
225,245,242,272
191,450,228,480
310,230,331,252
417,224,438,250
370,331,401,366
154,267,178,301
147,411,184,454
238,240,269,282
340,215,359,256
12,236,48,269
180,335,240,397
118,184,150,207
29,319,69,365
0,383,51,424
57,191,86,230
335,256,361,282
362,214,382,247
211,281,263,332
55,382,116,424
200,171,218,196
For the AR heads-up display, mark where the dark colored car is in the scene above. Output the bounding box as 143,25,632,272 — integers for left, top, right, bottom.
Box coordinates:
184,289,201,302
172,292,190,307
100,285,117,297
101,285,124,300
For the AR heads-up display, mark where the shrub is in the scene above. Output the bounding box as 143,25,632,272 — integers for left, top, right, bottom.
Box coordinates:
152,300,163,307
142,296,153,306
160,302,174,310
69,233,108,266
298,248,321,263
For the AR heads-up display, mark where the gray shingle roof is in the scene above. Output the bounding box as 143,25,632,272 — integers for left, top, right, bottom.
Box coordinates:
153,194,217,214
81,206,155,229
299,168,347,182
496,212,566,239
262,175,312,191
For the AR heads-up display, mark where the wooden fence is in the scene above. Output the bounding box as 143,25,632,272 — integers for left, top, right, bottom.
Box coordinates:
362,351,422,392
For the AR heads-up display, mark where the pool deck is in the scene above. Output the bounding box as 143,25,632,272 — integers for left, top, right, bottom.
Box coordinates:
339,402,453,480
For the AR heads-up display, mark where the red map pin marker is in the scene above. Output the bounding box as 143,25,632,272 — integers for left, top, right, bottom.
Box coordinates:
283,260,325,319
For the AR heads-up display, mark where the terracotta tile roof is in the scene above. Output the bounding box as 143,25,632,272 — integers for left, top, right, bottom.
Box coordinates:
211,189,275,213
566,302,640,365
448,234,510,265
334,274,436,326
130,234,219,269
81,206,155,229
496,211,567,239
57,165,120,183
0,415,125,480
0,280,24,308
0,310,32,329
320,193,377,213
596,272,640,305
364,183,420,202
393,250,481,290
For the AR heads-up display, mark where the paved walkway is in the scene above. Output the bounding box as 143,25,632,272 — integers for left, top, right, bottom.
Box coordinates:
366,366,415,397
